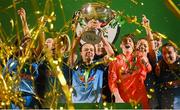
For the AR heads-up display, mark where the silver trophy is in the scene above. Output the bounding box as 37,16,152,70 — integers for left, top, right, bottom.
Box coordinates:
74,3,119,45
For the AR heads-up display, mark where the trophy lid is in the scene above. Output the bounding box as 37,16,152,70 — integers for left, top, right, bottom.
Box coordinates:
81,3,115,26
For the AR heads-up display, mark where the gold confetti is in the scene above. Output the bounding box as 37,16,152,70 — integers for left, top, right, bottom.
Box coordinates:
168,81,173,85
134,105,138,109
56,66,61,72
53,60,58,64
69,87,73,93
147,94,152,99
50,23,54,30
58,58,62,63
19,46,23,50
108,57,117,62
133,29,141,35
34,11,41,14
50,11,55,16
104,107,108,110
47,18,52,23
130,0,138,5
150,88,155,93
10,19,14,31
103,102,107,106
157,32,167,39
75,65,79,69
60,107,64,110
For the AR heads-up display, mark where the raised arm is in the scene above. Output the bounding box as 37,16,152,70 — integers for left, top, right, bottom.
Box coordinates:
140,55,152,73
100,32,115,61
142,15,157,65
67,35,81,67
17,8,30,37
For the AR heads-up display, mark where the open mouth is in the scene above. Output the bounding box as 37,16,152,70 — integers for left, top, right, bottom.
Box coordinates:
86,53,92,57
168,56,173,61
125,45,130,49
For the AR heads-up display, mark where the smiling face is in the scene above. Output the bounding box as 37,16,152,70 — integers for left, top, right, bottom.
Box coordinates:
80,43,95,64
136,39,149,55
162,45,177,64
120,36,134,55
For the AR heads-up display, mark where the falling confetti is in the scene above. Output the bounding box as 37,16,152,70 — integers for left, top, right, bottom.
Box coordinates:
0,0,179,109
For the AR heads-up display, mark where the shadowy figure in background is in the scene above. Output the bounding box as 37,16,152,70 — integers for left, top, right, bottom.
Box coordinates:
142,15,163,108
155,43,180,109
3,8,40,109
36,33,70,108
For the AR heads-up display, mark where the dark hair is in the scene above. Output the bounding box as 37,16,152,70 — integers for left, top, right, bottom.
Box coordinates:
121,34,135,44
162,43,177,52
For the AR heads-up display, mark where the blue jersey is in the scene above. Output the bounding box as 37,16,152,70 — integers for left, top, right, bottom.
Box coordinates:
3,58,39,95
71,62,106,103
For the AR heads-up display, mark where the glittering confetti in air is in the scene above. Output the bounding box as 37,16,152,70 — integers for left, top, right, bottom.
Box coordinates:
0,0,179,109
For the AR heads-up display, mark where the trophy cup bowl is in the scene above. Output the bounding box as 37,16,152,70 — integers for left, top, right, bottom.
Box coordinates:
74,3,120,45
81,3,115,26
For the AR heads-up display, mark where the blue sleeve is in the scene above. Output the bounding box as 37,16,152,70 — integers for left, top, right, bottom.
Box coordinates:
3,58,18,77
32,63,39,79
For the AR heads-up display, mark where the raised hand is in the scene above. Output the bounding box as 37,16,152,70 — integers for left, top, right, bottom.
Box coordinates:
17,8,26,21
142,15,150,29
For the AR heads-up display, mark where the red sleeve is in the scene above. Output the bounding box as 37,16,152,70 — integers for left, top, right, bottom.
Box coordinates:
108,60,119,93
136,52,152,73
138,56,152,78
142,56,152,73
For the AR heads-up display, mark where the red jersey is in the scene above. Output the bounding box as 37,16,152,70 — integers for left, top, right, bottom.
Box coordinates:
108,52,151,109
